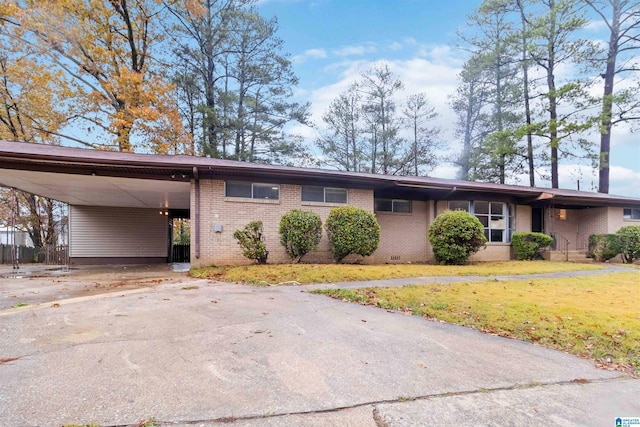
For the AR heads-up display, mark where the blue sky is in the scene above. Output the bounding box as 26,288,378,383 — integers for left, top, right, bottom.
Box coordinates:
257,0,640,198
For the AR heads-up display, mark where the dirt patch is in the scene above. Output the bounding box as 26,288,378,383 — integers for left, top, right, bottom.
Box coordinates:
0,264,195,310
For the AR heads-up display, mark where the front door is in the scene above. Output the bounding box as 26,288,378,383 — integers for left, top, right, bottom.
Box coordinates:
531,208,544,233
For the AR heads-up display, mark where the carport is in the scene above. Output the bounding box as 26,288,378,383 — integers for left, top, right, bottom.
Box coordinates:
0,141,192,265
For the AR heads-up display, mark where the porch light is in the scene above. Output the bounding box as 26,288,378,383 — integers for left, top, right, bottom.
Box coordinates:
557,209,567,221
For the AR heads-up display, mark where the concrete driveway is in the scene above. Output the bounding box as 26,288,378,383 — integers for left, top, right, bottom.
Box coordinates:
0,270,638,426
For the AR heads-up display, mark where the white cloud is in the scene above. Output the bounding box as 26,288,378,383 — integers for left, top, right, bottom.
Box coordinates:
332,42,378,57
609,165,640,197
388,41,403,51
292,48,328,64
584,20,608,33
431,163,458,179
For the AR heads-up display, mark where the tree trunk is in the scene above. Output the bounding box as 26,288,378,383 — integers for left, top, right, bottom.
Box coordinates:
460,81,476,181
547,0,559,188
597,0,621,194
413,119,419,176
115,104,133,152
518,0,535,187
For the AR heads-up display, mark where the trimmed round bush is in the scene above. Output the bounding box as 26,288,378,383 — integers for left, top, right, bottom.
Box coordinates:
279,209,322,263
325,206,380,263
616,225,640,264
233,221,268,264
512,232,553,260
428,210,487,265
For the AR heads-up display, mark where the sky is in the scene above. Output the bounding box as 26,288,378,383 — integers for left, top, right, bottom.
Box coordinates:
256,0,640,198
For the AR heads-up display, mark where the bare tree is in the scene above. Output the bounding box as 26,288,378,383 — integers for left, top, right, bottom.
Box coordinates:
401,93,441,176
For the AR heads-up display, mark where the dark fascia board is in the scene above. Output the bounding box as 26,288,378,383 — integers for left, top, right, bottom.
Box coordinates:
2,140,640,207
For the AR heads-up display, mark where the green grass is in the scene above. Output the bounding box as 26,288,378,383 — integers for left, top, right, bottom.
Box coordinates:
190,261,603,284
313,272,640,374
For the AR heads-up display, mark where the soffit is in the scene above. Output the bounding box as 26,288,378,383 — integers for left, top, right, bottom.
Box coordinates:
0,168,190,209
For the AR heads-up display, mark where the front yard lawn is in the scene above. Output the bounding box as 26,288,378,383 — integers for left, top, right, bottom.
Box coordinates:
190,261,602,284
313,272,640,375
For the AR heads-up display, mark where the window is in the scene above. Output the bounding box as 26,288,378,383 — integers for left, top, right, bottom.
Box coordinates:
375,198,412,213
302,186,347,204
448,200,512,243
448,200,470,212
624,208,640,220
225,181,279,200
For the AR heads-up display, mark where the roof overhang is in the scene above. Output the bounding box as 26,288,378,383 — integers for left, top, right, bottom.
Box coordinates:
1,140,639,210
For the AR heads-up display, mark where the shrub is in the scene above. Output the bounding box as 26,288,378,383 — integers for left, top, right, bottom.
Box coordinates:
233,221,268,264
428,210,487,265
279,209,322,263
325,206,380,263
587,234,622,262
511,232,553,260
616,225,640,264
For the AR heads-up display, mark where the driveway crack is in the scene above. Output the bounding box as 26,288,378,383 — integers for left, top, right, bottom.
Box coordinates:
100,376,630,426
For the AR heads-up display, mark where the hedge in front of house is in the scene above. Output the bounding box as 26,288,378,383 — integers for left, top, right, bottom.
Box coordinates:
279,209,322,263
325,206,380,263
587,234,621,262
616,225,640,264
511,232,553,260
428,210,487,265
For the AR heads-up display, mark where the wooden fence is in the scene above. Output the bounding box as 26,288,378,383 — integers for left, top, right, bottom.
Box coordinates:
0,244,69,265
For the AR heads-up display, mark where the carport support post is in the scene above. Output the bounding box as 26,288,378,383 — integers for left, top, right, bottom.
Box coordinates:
193,167,200,260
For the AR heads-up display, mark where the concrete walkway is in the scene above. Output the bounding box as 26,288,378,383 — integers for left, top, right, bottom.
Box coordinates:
306,263,636,290
0,265,638,426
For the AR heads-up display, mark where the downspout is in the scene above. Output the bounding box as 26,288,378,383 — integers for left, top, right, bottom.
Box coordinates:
193,166,200,260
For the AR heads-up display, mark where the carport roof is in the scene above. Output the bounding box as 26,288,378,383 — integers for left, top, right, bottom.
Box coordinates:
0,140,639,209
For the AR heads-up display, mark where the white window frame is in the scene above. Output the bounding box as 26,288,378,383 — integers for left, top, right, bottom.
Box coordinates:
448,200,513,243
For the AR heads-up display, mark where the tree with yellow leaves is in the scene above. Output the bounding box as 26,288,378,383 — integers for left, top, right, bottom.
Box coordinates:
0,34,73,251
1,0,191,154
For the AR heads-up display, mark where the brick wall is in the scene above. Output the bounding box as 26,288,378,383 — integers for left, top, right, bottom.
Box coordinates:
469,244,512,262
576,207,608,249
607,206,640,232
191,179,374,267
373,200,430,263
190,181,586,266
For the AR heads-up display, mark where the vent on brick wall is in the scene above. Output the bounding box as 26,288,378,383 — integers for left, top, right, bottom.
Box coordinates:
390,255,401,261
